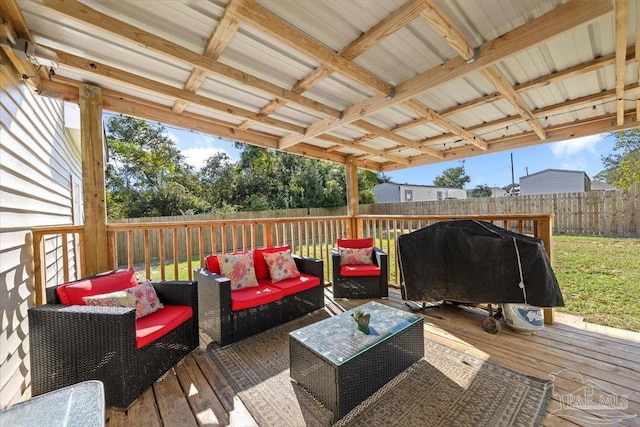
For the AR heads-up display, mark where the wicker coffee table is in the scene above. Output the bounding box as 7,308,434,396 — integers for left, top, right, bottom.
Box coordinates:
289,301,424,420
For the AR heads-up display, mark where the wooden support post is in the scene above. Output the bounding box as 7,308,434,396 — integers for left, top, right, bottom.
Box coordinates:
345,157,359,238
80,83,110,276
537,215,555,325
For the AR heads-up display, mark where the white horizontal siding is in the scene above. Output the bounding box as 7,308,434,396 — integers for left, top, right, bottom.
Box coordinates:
0,57,82,408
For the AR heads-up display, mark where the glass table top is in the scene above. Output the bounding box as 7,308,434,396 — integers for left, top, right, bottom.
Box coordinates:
290,301,422,366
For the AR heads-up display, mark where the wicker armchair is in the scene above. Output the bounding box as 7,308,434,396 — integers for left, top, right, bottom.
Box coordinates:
28,280,199,410
332,238,389,299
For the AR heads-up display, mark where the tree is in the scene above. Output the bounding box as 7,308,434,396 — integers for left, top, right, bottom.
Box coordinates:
471,184,492,198
105,116,208,219
198,152,239,211
595,130,640,189
433,166,470,189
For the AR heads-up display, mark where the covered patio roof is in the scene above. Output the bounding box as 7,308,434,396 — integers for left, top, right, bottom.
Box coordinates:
2,0,639,172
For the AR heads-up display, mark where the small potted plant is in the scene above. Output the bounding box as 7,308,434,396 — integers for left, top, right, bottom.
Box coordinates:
351,309,370,329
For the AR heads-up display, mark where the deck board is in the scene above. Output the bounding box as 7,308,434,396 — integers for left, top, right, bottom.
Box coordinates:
105,287,640,426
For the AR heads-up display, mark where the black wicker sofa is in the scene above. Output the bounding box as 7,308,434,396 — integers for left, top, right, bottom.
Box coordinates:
195,245,324,346
28,269,199,410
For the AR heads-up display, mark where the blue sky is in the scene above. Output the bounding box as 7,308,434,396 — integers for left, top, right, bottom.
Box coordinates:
165,123,614,190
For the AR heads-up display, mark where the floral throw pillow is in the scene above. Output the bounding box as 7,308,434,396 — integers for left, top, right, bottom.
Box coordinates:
263,249,301,283
219,251,259,290
82,280,164,319
339,247,374,265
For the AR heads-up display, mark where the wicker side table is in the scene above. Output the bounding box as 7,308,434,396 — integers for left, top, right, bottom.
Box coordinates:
289,302,424,421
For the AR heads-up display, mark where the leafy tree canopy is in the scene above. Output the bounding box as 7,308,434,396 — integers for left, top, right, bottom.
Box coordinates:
595,130,640,189
471,184,492,198
433,166,470,189
105,116,207,219
105,116,387,218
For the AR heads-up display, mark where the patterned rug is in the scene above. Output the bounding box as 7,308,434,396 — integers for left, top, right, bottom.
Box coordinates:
207,310,551,427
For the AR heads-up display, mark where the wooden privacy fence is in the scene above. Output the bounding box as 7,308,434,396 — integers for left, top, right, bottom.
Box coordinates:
363,186,639,237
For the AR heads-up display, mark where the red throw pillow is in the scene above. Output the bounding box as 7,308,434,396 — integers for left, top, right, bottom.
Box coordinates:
337,238,374,249
206,255,221,274
254,245,290,280
56,268,138,305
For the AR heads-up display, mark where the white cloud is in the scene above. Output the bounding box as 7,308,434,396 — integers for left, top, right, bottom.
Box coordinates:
182,147,227,170
550,134,604,159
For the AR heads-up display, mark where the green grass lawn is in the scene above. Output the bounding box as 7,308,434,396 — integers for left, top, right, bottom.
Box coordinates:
552,235,640,332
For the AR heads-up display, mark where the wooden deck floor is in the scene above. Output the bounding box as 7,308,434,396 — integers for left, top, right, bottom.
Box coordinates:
105,287,640,426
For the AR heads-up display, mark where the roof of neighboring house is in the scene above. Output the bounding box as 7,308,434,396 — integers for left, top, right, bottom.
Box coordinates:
376,182,463,190
520,169,590,180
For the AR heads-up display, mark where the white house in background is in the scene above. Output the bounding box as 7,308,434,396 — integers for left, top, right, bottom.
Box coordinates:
519,169,591,195
372,182,467,203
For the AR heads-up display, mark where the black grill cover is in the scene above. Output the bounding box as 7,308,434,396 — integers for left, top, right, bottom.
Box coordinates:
397,220,564,307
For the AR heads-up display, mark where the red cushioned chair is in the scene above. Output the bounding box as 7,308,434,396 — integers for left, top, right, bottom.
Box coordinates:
331,237,388,299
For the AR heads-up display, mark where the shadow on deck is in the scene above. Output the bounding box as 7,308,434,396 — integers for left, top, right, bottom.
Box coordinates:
105,287,640,427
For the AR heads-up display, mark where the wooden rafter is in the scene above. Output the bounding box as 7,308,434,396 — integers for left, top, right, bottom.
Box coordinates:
234,0,393,96
172,0,241,114
353,120,444,159
415,83,640,150
419,0,544,141
420,0,475,61
615,0,629,125
383,110,640,172
239,0,426,127
39,0,339,119
480,67,546,140
0,0,40,86
51,49,307,134
636,3,640,121
402,99,488,150
278,0,613,149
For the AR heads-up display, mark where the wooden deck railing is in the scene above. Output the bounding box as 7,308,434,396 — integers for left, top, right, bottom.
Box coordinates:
32,213,554,319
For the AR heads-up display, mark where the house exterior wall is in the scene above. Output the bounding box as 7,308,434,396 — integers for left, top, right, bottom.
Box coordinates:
520,169,591,195
0,57,82,407
373,183,466,203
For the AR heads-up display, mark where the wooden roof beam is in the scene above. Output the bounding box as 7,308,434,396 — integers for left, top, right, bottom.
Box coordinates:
234,0,393,96
381,109,640,171
172,0,241,114
316,134,411,165
51,50,307,134
354,120,444,159
39,0,340,119
636,6,640,121
480,67,546,140
417,83,640,148
402,99,487,150
279,0,612,149
419,0,475,61
615,0,628,125
0,0,40,87
238,0,426,129
293,0,427,93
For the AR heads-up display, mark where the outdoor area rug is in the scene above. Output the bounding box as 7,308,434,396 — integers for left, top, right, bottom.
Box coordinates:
207,310,551,427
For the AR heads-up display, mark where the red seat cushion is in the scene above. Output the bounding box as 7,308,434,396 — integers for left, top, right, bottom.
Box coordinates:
254,246,290,280
56,269,138,305
259,273,320,296
230,285,284,311
135,305,193,349
337,238,374,249
340,264,381,277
